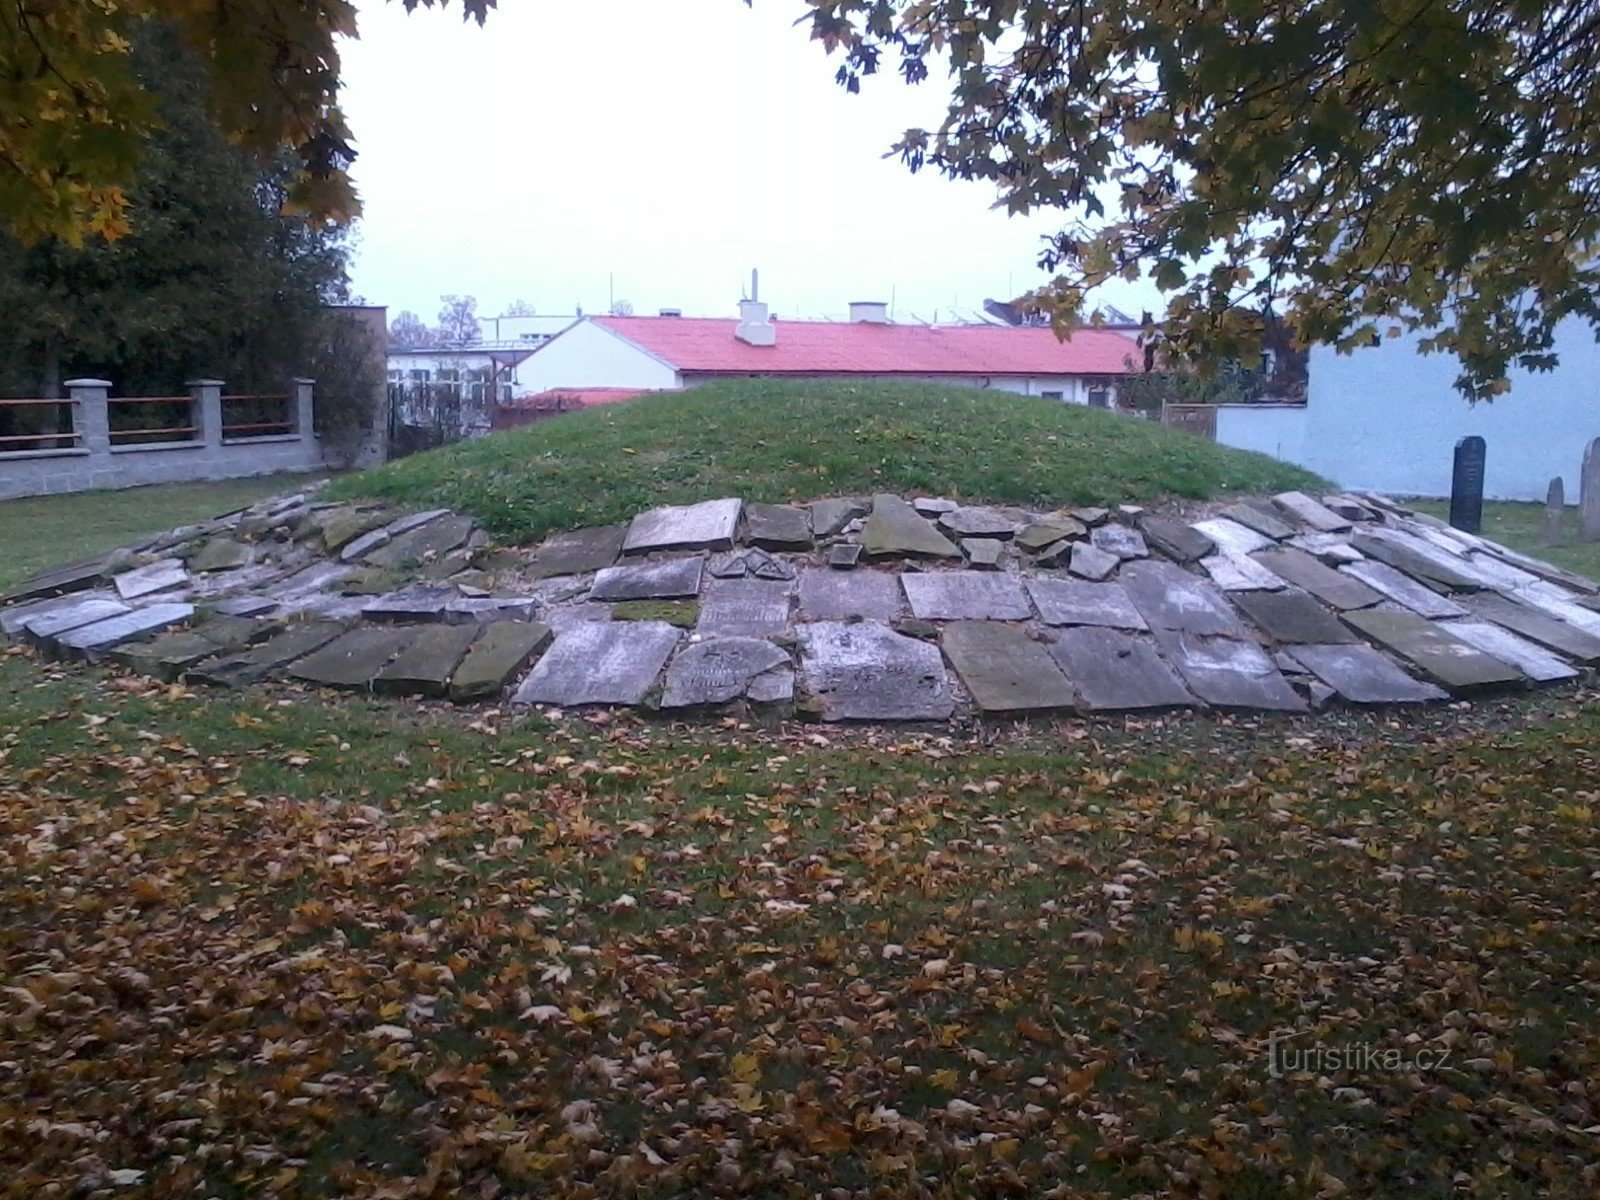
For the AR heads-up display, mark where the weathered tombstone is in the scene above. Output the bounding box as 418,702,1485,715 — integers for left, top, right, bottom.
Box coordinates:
1582,437,1600,541
1448,436,1486,533
1543,476,1565,546
797,621,953,721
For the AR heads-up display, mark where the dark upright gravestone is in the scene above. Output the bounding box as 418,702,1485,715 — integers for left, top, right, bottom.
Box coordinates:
1543,476,1565,546
1449,436,1486,534
1582,438,1600,542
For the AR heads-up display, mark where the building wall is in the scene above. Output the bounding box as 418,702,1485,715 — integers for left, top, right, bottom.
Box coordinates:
1215,404,1308,464
517,322,681,395
677,372,1116,404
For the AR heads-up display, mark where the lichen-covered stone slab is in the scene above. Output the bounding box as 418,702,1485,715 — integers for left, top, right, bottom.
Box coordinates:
1016,517,1086,553
113,618,272,682
55,602,195,662
314,507,392,554
449,621,552,701
661,638,794,708
590,556,705,602
624,498,742,555
828,543,862,570
373,625,481,697
962,537,1004,569
1221,502,1296,541
113,559,189,601
810,497,868,539
1192,518,1273,557
797,621,953,721
1251,548,1383,610
941,621,1076,713
901,571,1031,621
287,627,416,690
862,494,961,560
1460,591,1600,663
1026,578,1147,630
188,538,254,573
188,621,344,687
1046,627,1195,712
696,577,793,638
18,595,131,644
1090,524,1148,561
1231,588,1358,645
365,515,476,569
744,503,813,550
938,507,1019,539
1140,518,1215,563
1150,628,1307,712
797,568,902,622
1120,559,1248,638
1341,609,1525,692
1340,560,1466,619
513,620,681,706
1286,644,1448,704
1444,621,1580,683
1272,491,1353,533
525,525,626,579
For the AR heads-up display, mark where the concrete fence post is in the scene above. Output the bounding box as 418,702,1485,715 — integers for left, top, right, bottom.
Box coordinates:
188,379,224,447
293,378,316,439
64,378,112,455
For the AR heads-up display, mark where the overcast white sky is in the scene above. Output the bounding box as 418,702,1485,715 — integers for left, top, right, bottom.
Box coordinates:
338,0,1162,325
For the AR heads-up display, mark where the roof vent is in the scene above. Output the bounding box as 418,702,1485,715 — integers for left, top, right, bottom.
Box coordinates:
735,299,776,347
659,308,682,318
849,300,890,324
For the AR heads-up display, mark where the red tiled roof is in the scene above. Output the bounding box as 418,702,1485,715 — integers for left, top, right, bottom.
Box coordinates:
592,315,1139,376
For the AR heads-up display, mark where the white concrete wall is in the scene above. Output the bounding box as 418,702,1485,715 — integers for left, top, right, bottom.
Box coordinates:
1215,404,1308,464
518,321,680,395
1284,325,1600,499
678,372,1114,403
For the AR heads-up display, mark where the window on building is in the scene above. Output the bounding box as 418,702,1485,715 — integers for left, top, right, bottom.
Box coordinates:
1040,390,1065,402
1087,386,1111,409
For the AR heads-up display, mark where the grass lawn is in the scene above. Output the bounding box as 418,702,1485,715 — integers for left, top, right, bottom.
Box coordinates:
2,655,1598,1198
0,472,333,593
330,381,1330,544
1410,498,1600,581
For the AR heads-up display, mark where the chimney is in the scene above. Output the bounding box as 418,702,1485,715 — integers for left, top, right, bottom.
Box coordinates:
735,299,776,347
849,300,890,324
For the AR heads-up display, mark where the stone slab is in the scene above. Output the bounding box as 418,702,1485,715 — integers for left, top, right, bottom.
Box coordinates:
590,556,705,602
1459,591,1600,663
209,595,279,619
448,621,553,701
862,494,961,560
1090,524,1148,561
1026,577,1147,630
1272,491,1352,532
1140,518,1215,563
188,538,255,574
1046,627,1195,712
963,538,1004,569
744,503,813,550
1198,552,1284,592
1016,517,1086,553
1192,518,1273,557
363,585,459,622
1221,503,1297,541
269,561,353,601
1341,609,1525,691
1286,644,1449,704
1251,548,1384,610
938,507,1019,539
364,515,476,569
1230,588,1359,645
901,571,1031,621
1348,531,1485,592
513,620,681,706
187,621,344,687
287,627,416,690
1149,628,1308,712
524,525,625,581
828,542,862,570
913,497,958,516
1444,621,1581,683
810,497,869,539
1475,542,1598,595
661,637,794,708
315,507,393,553
55,602,195,662
1286,533,1363,565
1,593,102,642
1512,580,1600,637
19,595,131,644
113,624,266,682
1119,559,1248,637
696,577,793,638
443,596,541,624
372,625,481,697
113,559,189,601
797,621,954,721
624,498,742,555
797,568,902,622
1339,559,1466,619
941,621,1077,713
1067,542,1119,581
1,558,108,605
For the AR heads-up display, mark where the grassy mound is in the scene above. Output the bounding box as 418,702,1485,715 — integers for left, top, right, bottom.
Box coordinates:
334,380,1328,543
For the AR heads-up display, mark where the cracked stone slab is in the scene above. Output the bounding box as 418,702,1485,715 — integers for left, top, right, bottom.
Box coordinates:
364,515,476,569
696,577,794,638
17,595,131,645
797,621,954,721
624,498,742,555
287,626,416,690
187,621,345,687
1287,533,1363,565
862,494,961,560
1026,578,1147,630
1149,628,1307,712
1349,531,1485,592
373,625,482,697
1089,524,1148,561
1230,588,1359,645
448,621,553,701
797,568,902,623
1339,560,1466,619
526,525,627,579
1046,627,1195,712
189,539,255,573
1192,518,1273,557
661,637,794,708
937,507,1019,539
513,620,681,706
1139,518,1214,563
1016,517,1086,553
443,596,540,624
1120,559,1248,638
941,621,1076,713
1221,502,1297,541
744,503,814,551
1341,609,1526,692
55,602,195,662
962,538,1004,569
1444,620,1581,683
113,618,273,682
1067,542,1119,581
809,497,869,539
113,559,189,601
1251,548,1384,610
1272,491,1353,532
1459,591,1600,663
1285,644,1448,704
1199,552,1285,592
363,585,459,623
901,571,1031,621
590,556,705,602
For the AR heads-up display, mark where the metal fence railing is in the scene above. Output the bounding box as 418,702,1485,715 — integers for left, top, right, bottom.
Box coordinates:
0,397,80,453
221,393,295,440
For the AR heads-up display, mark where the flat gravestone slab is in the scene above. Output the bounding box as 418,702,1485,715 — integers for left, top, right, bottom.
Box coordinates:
1192,518,1272,557
315,507,392,553
624,498,742,555
1251,548,1383,610
1,592,111,642
1090,524,1148,560
1149,628,1307,712
811,497,868,539
1222,503,1297,541
1119,559,1247,637
188,538,254,574
941,621,1076,713
828,543,862,570
1341,609,1525,692
1477,541,1598,595
963,538,1004,569
1287,533,1363,565
862,494,961,560
661,638,794,708
443,596,540,624
449,621,553,701
797,568,902,622
1286,644,1448,704
270,561,353,601
288,627,416,690
1046,627,1194,712
1348,531,1484,592
797,621,954,721
2,557,108,605
1461,591,1600,663
513,620,681,706
901,571,1031,621
1231,588,1358,645
938,507,1019,539
113,559,189,601
210,595,279,618
1068,542,1119,581
913,497,958,516
527,525,627,579
373,625,481,697
696,577,793,638
590,556,705,602
1272,491,1352,533
1198,552,1284,592
1026,577,1147,630
365,515,476,569
1016,517,1086,553
363,585,458,622
114,621,268,682
21,595,132,644
1340,559,1466,619
1140,518,1215,563
55,602,195,662
188,621,344,687
1444,621,1580,683
744,503,813,550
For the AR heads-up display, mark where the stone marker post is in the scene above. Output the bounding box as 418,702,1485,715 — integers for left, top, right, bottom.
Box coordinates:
293,378,316,440
188,379,224,447
64,379,112,456
1449,435,1486,534
1582,438,1600,542
1543,477,1565,546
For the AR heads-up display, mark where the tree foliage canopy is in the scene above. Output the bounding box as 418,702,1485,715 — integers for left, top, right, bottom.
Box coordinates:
796,0,1600,397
